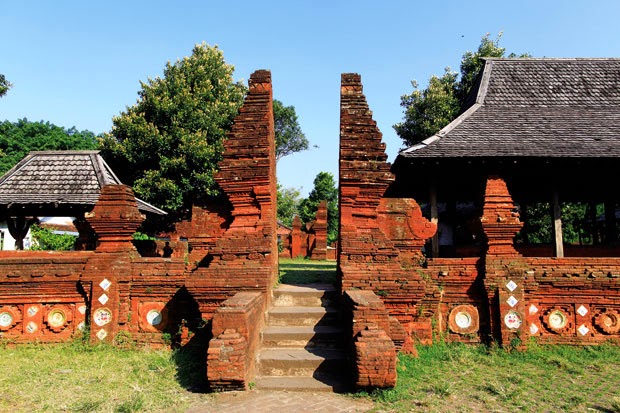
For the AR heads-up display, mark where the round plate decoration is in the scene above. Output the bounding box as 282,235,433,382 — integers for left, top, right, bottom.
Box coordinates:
504,310,522,330
543,308,571,333
448,305,480,335
594,309,620,335
48,309,67,328
93,308,112,326
139,302,167,332
0,311,13,328
146,310,163,326
45,305,73,333
0,306,21,331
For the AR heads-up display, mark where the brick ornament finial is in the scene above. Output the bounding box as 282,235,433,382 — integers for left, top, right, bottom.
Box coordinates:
85,184,144,252
481,176,523,256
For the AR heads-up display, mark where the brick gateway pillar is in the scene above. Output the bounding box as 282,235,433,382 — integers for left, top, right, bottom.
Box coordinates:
338,73,435,388
183,70,278,391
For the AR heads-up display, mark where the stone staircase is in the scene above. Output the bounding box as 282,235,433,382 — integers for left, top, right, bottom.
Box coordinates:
254,284,351,392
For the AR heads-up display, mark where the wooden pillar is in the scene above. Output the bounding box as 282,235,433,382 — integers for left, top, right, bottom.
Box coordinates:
552,190,564,258
7,216,37,250
430,184,439,258
605,200,617,244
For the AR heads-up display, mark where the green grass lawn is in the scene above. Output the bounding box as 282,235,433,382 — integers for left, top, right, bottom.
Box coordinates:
0,341,212,413
364,341,620,413
278,257,337,284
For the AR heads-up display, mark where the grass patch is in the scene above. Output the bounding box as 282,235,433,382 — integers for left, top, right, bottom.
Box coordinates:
360,341,620,412
278,257,337,285
0,340,212,412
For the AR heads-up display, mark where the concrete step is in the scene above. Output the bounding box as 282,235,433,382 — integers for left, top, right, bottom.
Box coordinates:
261,325,346,348
254,375,352,393
266,306,340,327
257,347,349,376
272,284,339,307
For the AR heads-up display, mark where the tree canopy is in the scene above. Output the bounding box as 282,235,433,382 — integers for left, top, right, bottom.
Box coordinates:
273,99,308,161
0,119,98,175
277,184,302,228
0,74,11,98
100,43,246,216
394,33,525,147
298,172,339,244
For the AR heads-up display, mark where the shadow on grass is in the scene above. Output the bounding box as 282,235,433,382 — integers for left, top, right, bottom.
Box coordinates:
172,324,211,393
279,259,337,285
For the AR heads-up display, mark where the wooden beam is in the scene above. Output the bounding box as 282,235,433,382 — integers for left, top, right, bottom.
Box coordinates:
430,184,439,258
553,190,564,258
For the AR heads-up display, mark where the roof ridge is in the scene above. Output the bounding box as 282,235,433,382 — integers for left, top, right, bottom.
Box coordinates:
483,57,620,62
28,150,100,155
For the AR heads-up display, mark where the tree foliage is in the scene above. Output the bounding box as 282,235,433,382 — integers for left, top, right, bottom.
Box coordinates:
394,33,524,147
0,74,11,98
0,119,98,175
273,99,308,161
299,172,339,244
30,225,76,251
100,43,246,215
277,184,302,228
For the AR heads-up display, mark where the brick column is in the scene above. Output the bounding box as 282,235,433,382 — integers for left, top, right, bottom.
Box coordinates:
481,176,527,346
85,184,144,343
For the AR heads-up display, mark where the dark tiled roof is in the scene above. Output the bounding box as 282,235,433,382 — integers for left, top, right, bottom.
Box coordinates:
0,151,166,215
400,58,620,159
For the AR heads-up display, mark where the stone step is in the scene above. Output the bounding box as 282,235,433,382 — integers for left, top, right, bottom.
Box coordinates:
272,283,339,307
257,347,349,377
253,375,352,393
261,325,346,348
266,306,340,327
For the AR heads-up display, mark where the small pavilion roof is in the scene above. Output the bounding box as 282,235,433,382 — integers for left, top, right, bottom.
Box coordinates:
0,151,166,215
399,58,620,160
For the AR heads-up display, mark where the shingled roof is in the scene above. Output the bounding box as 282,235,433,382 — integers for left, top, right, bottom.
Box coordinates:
399,58,620,159
0,151,165,215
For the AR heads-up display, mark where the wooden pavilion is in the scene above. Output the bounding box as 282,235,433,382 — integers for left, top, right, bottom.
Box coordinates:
0,150,165,249
391,58,620,258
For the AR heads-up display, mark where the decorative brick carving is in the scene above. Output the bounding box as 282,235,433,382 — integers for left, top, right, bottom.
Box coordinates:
85,185,145,252
481,176,523,257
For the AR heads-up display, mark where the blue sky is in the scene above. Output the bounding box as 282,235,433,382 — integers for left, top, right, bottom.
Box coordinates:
2,1,620,196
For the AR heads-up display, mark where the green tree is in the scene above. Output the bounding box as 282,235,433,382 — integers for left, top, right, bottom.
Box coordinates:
277,184,302,227
0,74,11,98
273,99,309,161
394,33,523,147
299,172,339,244
30,224,76,251
100,43,246,216
0,119,98,175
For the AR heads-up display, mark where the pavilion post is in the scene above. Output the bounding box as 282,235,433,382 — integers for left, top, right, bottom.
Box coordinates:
6,216,37,250
605,200,617,245
430,184,439,258
552,190,564,258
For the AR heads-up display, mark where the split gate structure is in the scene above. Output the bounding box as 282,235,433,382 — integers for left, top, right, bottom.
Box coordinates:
0,61,619,391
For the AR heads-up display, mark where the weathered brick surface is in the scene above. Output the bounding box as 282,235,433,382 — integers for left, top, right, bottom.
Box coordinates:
344,290,397,388
184,70,277,323
0,184,190,345
308,200,328,260
280,202,329,260
208,292,264,391
338,74,433,373
0,251,91,342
